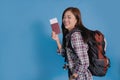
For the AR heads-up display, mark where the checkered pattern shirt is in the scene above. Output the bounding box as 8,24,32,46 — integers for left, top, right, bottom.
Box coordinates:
59,31,93,80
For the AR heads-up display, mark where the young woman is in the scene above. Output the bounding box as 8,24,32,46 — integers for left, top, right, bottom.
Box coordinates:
52,7,93,80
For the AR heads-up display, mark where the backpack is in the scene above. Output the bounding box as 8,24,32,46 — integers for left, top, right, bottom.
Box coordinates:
87,30,110,76
64,28,110,76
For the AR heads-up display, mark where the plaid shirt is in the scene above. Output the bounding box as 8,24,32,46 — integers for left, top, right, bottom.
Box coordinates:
59,31,93,80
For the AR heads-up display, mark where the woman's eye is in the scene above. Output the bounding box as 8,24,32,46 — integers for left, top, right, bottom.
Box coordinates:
68,16,71,19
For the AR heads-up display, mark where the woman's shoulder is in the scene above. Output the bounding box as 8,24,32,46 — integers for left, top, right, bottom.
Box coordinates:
71,31,82,38
66,28,81,39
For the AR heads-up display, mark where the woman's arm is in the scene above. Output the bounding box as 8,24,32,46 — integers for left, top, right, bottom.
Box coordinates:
52,31,62,52
71,32,89,75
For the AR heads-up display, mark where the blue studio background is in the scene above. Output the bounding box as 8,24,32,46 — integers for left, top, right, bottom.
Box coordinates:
0,0,120,80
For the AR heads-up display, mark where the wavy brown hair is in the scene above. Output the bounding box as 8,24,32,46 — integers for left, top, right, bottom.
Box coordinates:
61,7,91,46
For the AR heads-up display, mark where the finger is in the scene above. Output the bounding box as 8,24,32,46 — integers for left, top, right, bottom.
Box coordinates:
52,31,55,34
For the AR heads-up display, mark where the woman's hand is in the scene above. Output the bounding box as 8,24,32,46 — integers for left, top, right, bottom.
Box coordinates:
51,31,62,50
69,73,78,80
72,73,78,78
52,31,59,41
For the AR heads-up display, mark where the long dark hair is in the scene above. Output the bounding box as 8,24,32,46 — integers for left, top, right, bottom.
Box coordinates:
62,7,91,46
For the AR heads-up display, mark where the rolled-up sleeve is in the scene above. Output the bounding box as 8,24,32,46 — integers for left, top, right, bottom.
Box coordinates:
71,32,89,74
57,47,66,57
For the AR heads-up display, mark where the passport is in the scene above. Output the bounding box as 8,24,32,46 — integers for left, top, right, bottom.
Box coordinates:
50,18,60,34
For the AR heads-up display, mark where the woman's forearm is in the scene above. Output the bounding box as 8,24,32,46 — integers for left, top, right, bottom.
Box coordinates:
51,31,62,52
56,39,62,51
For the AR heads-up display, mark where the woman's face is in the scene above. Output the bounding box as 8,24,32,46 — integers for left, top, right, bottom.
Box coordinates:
62,11,77,31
